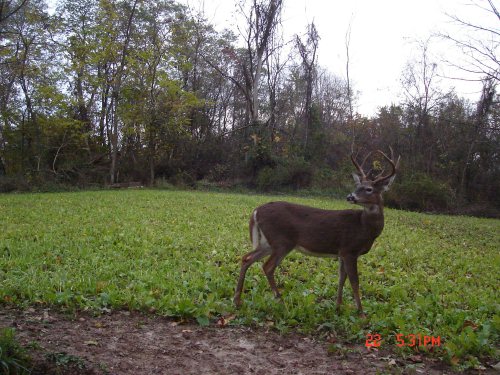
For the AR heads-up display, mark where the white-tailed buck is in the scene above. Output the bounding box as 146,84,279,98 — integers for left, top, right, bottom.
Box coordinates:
234,149,400,316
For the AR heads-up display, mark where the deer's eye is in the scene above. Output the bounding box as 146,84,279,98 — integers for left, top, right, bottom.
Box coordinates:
365,187,373,193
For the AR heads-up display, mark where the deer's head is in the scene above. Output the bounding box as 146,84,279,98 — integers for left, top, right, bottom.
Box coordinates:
347,149,400,206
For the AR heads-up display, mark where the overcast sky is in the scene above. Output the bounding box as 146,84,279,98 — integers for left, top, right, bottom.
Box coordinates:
183,0,498,116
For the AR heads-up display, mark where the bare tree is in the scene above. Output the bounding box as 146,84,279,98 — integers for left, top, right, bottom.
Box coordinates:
206,0,283,129
439,1,499,197
344,21,355,148
441,0,499,83
345,21,354,123
265,14,289,149
401,39,443,172
296,22,319,151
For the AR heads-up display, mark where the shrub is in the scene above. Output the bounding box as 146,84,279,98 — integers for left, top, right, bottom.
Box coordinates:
154,177,176,190
386,172,454,211
0,177,30,193
167,171,196,187
0,328,31,374
310,158,357,193
256,157,312,191
310,167,336,190
206,163,230,182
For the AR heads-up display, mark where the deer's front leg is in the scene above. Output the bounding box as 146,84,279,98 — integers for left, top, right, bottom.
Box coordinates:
343,255,366,317
336,258,347,311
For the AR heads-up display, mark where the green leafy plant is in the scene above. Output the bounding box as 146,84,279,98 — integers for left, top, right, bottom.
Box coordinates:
0,189,498,369
256,156,312,190
0,328,31,375
46,352,86,370
386,172,454,211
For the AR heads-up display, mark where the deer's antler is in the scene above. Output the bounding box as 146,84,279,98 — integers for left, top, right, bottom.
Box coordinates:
351,151,372,181
373,147,400,184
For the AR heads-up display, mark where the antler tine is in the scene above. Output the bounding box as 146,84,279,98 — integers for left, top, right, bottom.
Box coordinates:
374,168,385,180
388,146,401,170
377,146,399,180
350,151,367,180
373,149,398,183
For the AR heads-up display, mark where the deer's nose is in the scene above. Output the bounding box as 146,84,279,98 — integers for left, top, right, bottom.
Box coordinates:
346,193,357,203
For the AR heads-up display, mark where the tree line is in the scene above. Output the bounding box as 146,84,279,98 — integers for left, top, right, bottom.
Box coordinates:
0,0,498,216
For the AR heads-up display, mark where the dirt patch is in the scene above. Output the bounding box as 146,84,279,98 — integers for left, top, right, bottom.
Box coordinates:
0,307,493,374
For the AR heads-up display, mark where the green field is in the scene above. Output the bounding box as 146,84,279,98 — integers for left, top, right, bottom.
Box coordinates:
1,189,499,368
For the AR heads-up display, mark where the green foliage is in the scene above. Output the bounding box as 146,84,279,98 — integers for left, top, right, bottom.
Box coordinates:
206,164,231,182
245,134,275,176
0,190,499,369
310,159,354,194
0,0,497,218
0,177,30,193
256,156,312,190
386,173,454,211
45,352,86,370
303,104,328,162
0,328,31,375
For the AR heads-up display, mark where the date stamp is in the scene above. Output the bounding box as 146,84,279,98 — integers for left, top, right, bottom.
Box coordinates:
365,333,441,348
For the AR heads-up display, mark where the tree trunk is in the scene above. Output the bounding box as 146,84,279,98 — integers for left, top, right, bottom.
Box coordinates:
109,0,139,184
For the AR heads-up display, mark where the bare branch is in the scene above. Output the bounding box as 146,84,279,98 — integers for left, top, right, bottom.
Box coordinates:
0,0,28,25
487,0,500,20
200,51,252,104
441,2,499,84
446,13,500,37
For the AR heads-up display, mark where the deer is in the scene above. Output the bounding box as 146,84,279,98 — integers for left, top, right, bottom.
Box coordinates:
233,149,400,317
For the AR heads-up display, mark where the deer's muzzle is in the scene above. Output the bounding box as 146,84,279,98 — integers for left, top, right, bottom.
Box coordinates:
346,193,357,203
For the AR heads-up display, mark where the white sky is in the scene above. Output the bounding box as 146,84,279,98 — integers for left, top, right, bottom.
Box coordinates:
184,0,499,116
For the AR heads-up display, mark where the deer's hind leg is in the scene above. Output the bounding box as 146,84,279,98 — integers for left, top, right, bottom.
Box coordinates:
234,245,272,307
262,242,294,300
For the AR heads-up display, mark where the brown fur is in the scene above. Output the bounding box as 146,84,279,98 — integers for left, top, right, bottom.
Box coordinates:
256,202,383,257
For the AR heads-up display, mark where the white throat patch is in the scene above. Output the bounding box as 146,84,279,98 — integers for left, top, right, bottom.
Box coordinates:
365,204,380,214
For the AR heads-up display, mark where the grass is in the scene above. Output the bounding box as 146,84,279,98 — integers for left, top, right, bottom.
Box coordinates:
0,328,31,374
0,189,499,369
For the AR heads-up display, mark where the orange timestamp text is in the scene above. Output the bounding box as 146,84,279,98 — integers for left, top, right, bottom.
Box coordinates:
365,333,442,348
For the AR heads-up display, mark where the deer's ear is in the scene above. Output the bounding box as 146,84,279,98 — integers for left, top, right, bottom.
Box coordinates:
352,173,362,186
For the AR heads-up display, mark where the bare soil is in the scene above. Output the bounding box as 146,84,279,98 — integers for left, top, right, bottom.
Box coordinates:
0,307,494,375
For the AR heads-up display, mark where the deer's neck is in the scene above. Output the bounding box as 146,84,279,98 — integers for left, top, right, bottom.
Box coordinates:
361,203,385,236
